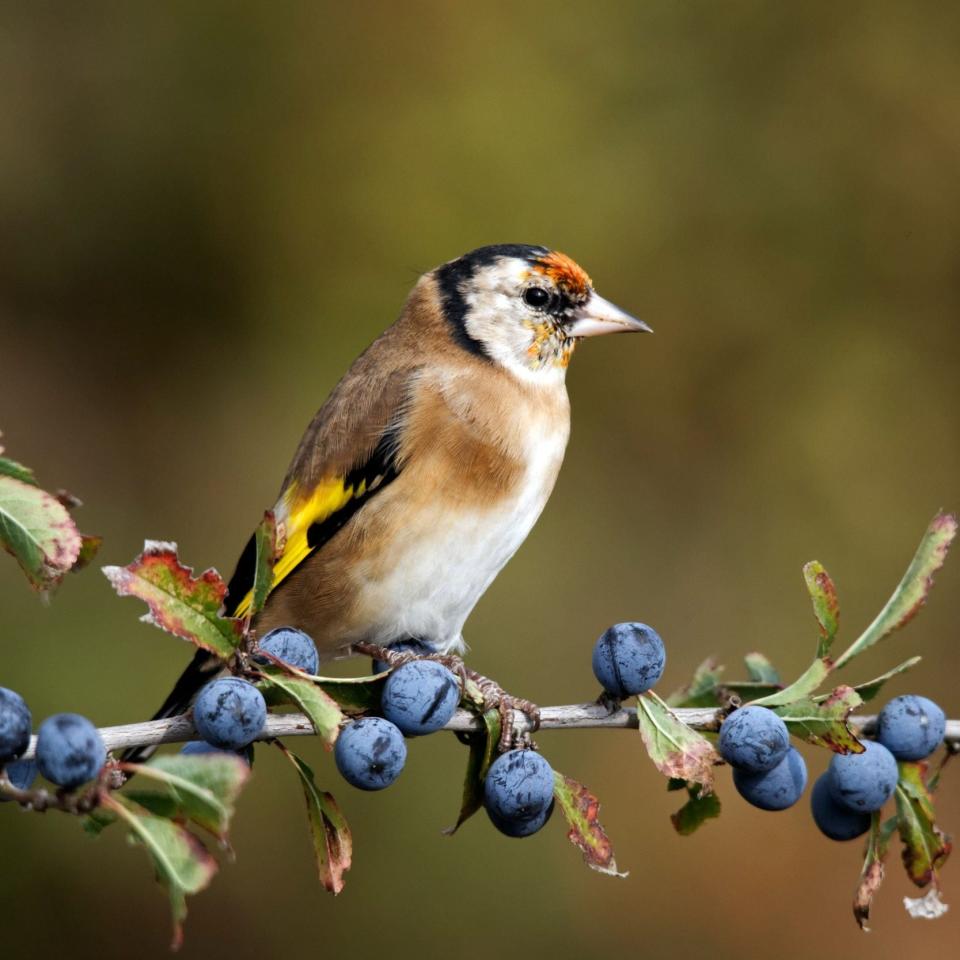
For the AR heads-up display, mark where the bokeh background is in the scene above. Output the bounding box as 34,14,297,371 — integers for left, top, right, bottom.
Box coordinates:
2,2,959,957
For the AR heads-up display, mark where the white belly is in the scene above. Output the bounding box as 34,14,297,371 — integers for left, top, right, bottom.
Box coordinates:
356,426,568,651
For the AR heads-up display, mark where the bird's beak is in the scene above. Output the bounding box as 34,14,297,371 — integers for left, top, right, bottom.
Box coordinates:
563,292,652,338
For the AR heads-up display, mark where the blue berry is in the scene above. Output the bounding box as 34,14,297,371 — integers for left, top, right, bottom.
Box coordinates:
334,717,406,790
1,759,38,799
0,687,32,763
255,627,320,675
591,622,666,698
35,713,106,789
827,740,898,813
877,695,946,761
719,706,790,773
483,749,555,837
180,740,253,765
371,639,436,674
733,747,808,811
810,773,871,841
381,660,460,736
193,678,266,751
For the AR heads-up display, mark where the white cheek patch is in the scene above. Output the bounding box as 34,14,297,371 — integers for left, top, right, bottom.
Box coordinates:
462,259,567,386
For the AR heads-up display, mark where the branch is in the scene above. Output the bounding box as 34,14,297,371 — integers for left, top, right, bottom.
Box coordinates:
16,704,960,759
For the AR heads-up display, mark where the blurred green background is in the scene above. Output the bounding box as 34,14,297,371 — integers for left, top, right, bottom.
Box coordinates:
1,1,958,956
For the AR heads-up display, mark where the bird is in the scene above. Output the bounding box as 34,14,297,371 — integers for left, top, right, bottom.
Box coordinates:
133,243,649,753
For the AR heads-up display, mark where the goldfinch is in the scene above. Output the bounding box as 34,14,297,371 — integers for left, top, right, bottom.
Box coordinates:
142,243,649,732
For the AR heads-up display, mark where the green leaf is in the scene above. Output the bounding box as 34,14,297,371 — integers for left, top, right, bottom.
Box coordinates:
925,747,953,794
81,807,117,837
670,782,721,836
102,541,243,659
895,762,951,888
748,657,831,708
122,754,251,842
315,674,387,714
834,513,957,670
444,709,500,835
636,692,719,793
249,510,278,619
256,667,344,746
0,474,82,591
744,652,781,685
853,813,897,931
773,685,864,753
722,680,783,701
841,656,922,704
0,455,37,485
105,793,218,950
803,560,840,657
278,746,352,894
552,771,626,877
897,760,936,820
666,657,724,708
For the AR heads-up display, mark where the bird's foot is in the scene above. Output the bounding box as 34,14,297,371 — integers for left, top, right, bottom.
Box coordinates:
355,640,468,685
467,672,541,751
353,641,539,750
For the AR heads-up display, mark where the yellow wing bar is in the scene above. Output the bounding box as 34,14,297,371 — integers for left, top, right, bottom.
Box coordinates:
231,476,365,618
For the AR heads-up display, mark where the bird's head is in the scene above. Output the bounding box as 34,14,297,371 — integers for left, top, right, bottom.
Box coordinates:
433,243,649,382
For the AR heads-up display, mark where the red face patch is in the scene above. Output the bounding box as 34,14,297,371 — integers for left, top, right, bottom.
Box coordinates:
532,251,592,301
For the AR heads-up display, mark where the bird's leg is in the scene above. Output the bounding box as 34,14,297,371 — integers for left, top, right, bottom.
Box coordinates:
352,641,540,750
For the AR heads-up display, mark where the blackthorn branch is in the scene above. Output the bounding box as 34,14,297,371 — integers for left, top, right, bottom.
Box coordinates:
13,703,960,761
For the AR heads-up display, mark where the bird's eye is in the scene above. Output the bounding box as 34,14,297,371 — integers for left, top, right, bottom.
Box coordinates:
523,287,551,309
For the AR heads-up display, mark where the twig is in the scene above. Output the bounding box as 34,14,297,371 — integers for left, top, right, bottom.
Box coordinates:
14,705,960,759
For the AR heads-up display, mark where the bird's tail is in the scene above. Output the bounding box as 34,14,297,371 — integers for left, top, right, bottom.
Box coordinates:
119,648,224,765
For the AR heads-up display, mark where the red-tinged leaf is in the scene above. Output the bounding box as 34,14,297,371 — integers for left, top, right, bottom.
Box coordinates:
249,510,279,619
278,746,352,894
0,474,82,591
774,685,865,754
102,541,242,659
553,772,626,877
804,561,840,656
854,813,897,931
834,513,957,670
104,793,218,951
670,782,721,836
636,692,719,794
444,709,501,836
895,764,951,888
72,533,103,573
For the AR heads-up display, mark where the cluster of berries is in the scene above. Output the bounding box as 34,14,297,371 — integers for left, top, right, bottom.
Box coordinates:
811,695,946,841
344,621,668,838
338,639,557,838
716,695,946,837
184,627,322,756
0,687,106,793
